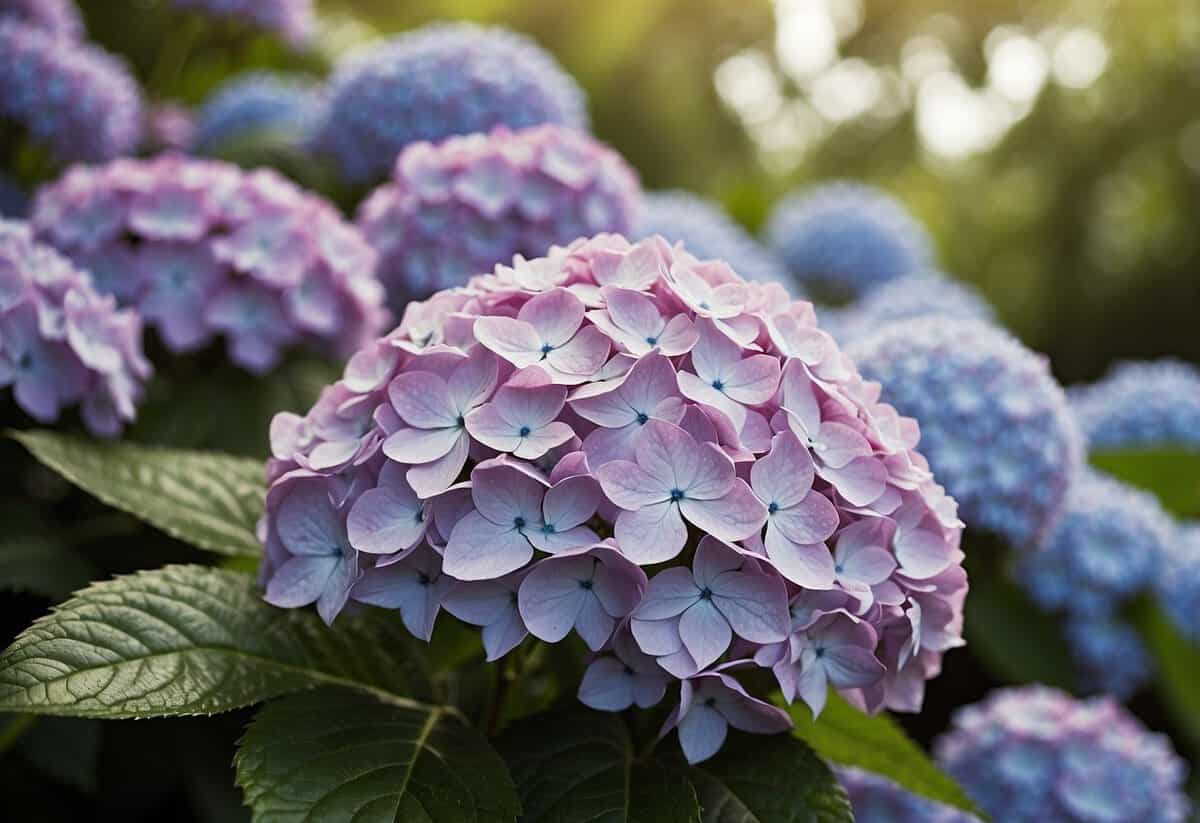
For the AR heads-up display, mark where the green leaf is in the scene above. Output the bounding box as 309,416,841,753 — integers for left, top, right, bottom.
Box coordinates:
962,564,1075,691
236,689,519,823
0,565,430,718
786,692,985,819
0,535,94,600
1133,602,1200,747
12,430,265,557
687,732,852,823
497,710,701,822
1090,447,1200,518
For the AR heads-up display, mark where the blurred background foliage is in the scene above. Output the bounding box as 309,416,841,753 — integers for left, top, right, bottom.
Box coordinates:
77,0,1200,385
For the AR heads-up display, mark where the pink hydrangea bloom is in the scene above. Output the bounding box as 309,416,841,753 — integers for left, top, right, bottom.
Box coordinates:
259,233,967,763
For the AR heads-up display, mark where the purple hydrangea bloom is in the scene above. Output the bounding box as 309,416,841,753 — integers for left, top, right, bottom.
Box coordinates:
315,23,588,184
836,766,982,822
169,0,313,48
1069,359,1200,451
192,72,321,156
144,102,197,152
357,125,639,311
1157,523,1200,643
32,154,387,373
848,318,1083,548
821,271,996,345
0,172,27,218
1019,470,1172,616
935,686,1190,823
0,0,83,39
766,182,934,301
0,219,151,435
635,190,795,289
0,19,142,164
260,233,968,762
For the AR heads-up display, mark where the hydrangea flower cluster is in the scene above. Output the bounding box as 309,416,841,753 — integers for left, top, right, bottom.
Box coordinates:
258,233,968,762
821,272,995,345
836,766,981,823
192,72,321,157
1069,359,1200,451
0,19,142,164
766,182,934,301
635,190,793,288
314,23,588,184
356,125,640,312
0,219,150,435
935,686,1190,823
170,0,314,48
1157,523,1199,643
847,318,1082,549
1061,614,1152,698
144,102,197,152
31,154,387,373
0,0,83,39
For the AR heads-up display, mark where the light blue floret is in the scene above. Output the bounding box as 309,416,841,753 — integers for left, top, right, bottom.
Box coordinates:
193,72,321,155
847,318,1082,548
1157,524,1199,643
836,766,981,822
1063,614,1152,698
315,22,588,184
635,190,797,293
766,181,934,300
821,271,995,344
1069,359,1200,451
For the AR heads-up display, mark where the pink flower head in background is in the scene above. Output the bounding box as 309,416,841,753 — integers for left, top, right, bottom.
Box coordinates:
260,232,967,763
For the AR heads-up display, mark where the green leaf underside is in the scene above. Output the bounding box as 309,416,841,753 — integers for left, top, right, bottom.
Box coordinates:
0,565,431,718
1134,603,1200,748
687,733,852,823
962,566,1075,691
498,710,701,823
786,693,985,819
12,430,265,557
1090,447,1200,518
0,536,95,600
236,689,519,823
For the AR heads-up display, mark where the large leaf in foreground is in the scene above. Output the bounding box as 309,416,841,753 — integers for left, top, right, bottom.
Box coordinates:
1090,447,1200,518
0,565,430,718
13,430,264,557
786,693,984,819
236,689,519,823
688,732,851,823
497,710,701,823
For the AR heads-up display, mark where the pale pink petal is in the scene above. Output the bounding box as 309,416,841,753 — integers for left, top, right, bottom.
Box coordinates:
546,325,610,380
894,524,954,579
473,316,543,368
680,480,767,542
388,371,457,428
513,421,575,460
518,555,590,643
750,431,815,509
723,354,781,405
654,314,699,356
633,418,693,489
692,537,744,589
631,615,684,656
635,567,702,620
824,646,886,689
603,286,663,343
406,434,469,498
526,524,600,554
677,703,728,764
496,382,567,427
772,493,839,545
470,462,546,525
796,662,829,718
346,485,425,555
678,370,747,431
442,511,533,580
814,422,871,469
582,423,641,467
595,460,668,509
821,457,887,506
446,345,500,412
570,383,636,428
764,530,837,589
579,657,637,711
780,361,821,436
615,501,688,564
382,425,461,464
711,572,790,643
681,441,737,501
518,287,585,346
838,546,896,586
575,595,617,651
542,475,602,531
678,601,732,671
463,404,523,453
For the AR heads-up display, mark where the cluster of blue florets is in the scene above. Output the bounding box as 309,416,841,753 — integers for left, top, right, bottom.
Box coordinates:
821,271,994,344
1069,359,1200,451
192,72,322,156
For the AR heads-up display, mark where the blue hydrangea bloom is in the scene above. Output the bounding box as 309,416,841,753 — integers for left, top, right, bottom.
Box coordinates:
821,271,995,344
192,72,321,156
836,766,982,822
315,22,588,184
635,190,796,291
1019,470,1173,617
847,318,1082,548
1157,523,1200,643
0,19,142,164
0,172,27,218
935,687,1190,823
766,181,934,300
170,0,313,48
1063,614,1153,698
0,0,83,38
1069,359,1200,452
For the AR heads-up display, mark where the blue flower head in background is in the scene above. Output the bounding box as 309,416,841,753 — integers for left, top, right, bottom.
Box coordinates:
847,317,1082,548
192,72,321,157
766,181,934,301
935,686,1190,823
821,271,995,345
0,19,142,165
836,766,981,823
1157,523,1200,643
1069,359,1200,452
1062,614,1153,698
314,22,588,185
635,190,796,292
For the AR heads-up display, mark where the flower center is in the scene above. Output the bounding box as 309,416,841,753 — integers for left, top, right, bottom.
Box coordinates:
513,516,527,530
711,379,725,391
635,412,649,425
645,335,658,345
699,587,713,601
518,425,531,437
703,697,716,707
699,300,711,311
541,523,556,534
669,488,685,502
455,414,465,428
579,579,593,591
814,646,826,658
540,343,554,355
767,501,779,514
417,572,431,587
834,563,844,574
15,351,33,372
